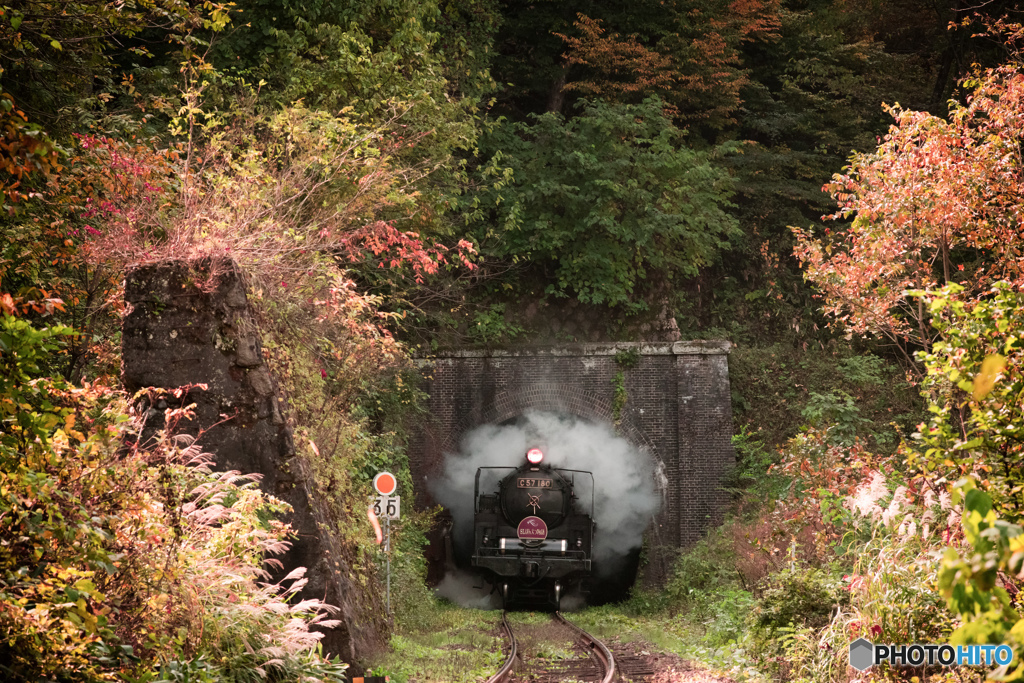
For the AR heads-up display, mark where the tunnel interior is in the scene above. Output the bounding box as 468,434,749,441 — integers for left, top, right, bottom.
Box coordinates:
430,410,657,608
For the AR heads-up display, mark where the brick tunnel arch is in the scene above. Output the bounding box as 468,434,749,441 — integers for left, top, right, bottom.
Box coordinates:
423,380,676,588
409,342,735,585
439,383,655,455
436,383,670,521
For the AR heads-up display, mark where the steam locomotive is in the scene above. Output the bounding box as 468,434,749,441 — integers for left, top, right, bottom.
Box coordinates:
471,447,594,608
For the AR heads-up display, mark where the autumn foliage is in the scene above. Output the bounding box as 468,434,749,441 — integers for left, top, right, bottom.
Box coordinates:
559,0,780,129
558,15,680,114
794,54,1024,358
0,321,348,679
0,94,60,206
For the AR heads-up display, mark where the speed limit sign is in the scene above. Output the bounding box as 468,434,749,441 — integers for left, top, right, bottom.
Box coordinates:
373,495,401,520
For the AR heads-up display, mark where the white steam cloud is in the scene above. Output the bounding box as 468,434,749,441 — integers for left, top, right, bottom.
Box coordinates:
433,569,501,609
429,410,662,604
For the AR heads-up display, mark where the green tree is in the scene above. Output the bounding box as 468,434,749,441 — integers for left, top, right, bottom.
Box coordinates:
911,283,1024,520
210,0,498,180
937,479,1024,678
0,0,232,132
675,3,933,341
472,98,739,311
927,285,1024,670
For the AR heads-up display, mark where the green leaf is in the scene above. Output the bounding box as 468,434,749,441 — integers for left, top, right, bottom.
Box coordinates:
965,488,993,517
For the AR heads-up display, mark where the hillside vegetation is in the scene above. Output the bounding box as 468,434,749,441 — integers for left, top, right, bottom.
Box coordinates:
2,0,1024,681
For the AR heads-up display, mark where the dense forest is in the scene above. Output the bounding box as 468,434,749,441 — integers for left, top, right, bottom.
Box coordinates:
2,0,1024,680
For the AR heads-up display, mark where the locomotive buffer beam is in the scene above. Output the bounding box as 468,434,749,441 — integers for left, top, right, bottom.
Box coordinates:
473,553,590,579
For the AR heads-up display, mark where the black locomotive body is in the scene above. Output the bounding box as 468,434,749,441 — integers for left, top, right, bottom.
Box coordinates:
471,448,594,608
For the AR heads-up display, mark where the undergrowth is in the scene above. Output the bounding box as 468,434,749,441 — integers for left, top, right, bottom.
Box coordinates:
367,606,502,682
728,345,920,452
0,315,348,682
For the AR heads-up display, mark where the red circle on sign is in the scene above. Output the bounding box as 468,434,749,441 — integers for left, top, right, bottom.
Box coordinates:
517,516,548,541
373,472,397,495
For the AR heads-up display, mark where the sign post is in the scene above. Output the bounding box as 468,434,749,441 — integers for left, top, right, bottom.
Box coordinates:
385,515,390,614
372,472,400,615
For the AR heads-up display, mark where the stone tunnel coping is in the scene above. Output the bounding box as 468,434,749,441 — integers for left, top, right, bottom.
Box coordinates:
414,340,731,362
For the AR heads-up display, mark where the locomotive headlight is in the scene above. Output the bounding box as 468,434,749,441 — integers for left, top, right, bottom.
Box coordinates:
526,448,544,464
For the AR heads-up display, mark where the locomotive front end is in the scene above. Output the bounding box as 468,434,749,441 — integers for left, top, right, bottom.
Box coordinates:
471,447,594,608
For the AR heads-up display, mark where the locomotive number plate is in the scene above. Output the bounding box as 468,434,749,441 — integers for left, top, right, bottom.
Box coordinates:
517,478,552,489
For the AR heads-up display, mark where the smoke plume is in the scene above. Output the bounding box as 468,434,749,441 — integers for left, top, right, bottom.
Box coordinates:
429,410,662,605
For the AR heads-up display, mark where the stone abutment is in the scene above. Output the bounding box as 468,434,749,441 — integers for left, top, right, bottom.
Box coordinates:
121,260,381,662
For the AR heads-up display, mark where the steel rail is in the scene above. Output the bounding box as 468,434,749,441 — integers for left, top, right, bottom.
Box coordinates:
555,611,616,683
486,611,518,683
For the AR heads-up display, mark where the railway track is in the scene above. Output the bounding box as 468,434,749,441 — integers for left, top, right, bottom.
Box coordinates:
486,611,617,683
487,611,518,683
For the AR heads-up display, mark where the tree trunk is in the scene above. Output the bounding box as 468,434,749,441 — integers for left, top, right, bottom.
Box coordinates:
941,232,951,284
547,65,569,114
929,0,964,112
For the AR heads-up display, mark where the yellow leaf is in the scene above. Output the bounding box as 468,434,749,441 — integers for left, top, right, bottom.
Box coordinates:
973,354,1006,401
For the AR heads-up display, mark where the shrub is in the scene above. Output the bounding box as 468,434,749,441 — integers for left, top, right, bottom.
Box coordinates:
665,534,738,603
0,315,347,682
753,565,846,635
844,537,953,646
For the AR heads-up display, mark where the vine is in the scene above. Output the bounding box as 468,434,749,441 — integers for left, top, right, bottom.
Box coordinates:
611,348,640,424
611,370,628,424
614,347,641,368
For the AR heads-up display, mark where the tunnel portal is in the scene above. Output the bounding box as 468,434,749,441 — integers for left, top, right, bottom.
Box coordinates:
410,342,734,586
